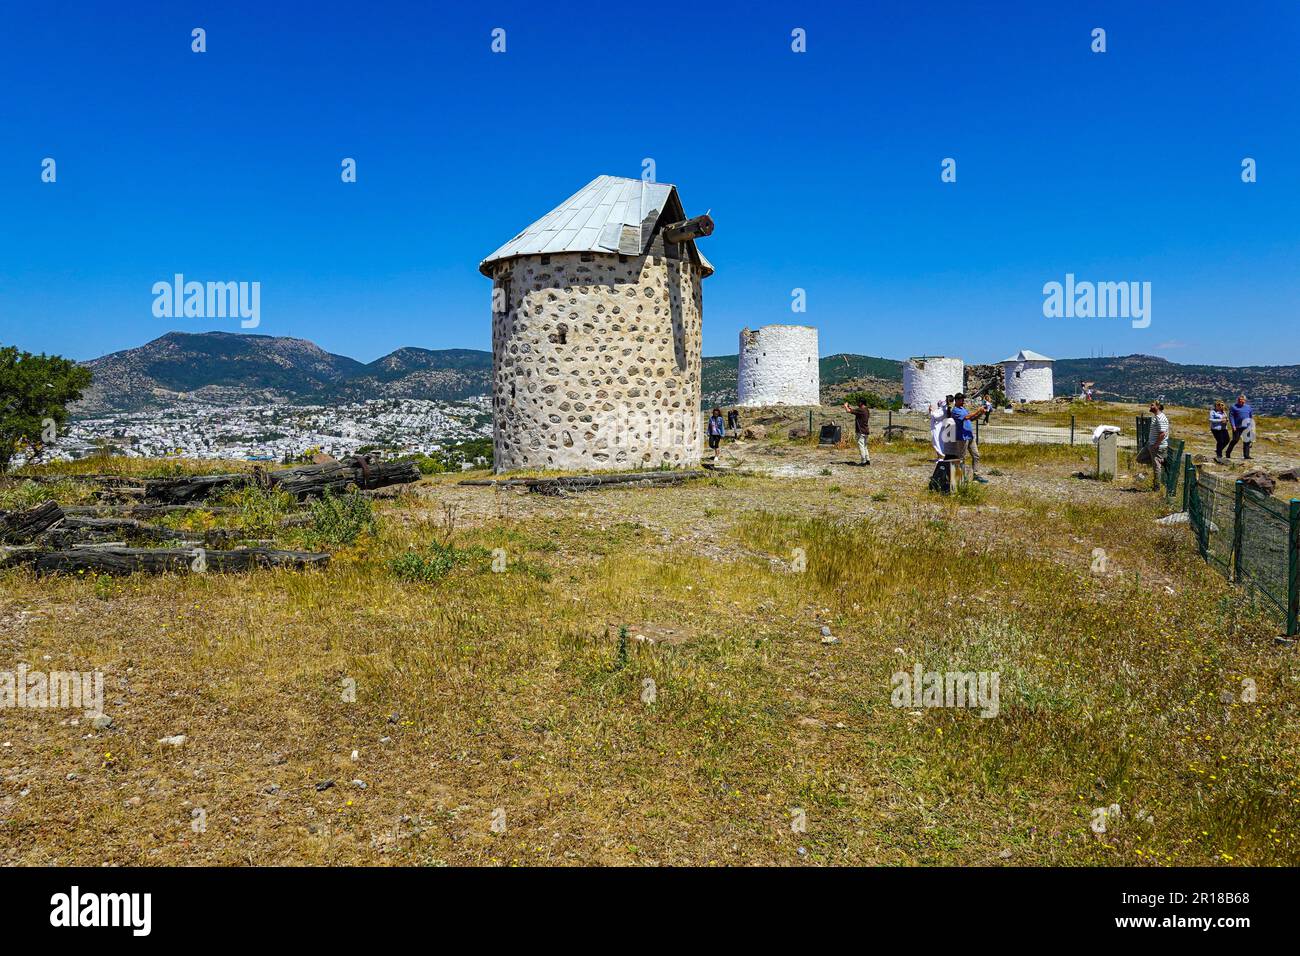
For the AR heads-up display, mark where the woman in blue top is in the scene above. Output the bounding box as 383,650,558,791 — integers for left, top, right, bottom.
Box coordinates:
707,407,725,459
1209,400,1230,461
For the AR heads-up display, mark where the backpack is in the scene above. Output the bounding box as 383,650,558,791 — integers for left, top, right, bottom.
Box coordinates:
928,460,952,494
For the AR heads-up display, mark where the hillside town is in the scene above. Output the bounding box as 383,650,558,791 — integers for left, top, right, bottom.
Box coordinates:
39,396,492,463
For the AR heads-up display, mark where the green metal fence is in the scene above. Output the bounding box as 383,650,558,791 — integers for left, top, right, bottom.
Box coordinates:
1185,459,1300,636
1163,438,1185,499
1186,463,1237,577
1136,415,1151,449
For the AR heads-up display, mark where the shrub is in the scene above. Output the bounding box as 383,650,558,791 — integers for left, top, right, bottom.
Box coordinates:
951,481,987,506
220,484,298,535
389,541,488,582
844,391,903,411
305,491,376,547
403,439,494,475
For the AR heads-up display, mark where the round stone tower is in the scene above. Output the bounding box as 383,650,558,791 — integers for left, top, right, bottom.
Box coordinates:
1001,349,1055,403
902,356,964,410
480,176,714,473
736,325,820,406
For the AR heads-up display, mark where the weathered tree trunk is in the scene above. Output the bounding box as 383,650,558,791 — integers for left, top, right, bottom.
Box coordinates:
7,546,330,575
461,470,707,495
661,214,715,244
62,504,238,518
0,501,65,543
143,473,251,504
141,456,420,503
37,515,207,549
267,457,421,499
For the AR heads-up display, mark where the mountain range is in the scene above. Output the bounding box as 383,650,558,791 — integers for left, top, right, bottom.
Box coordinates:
69,332,1300,416
76,332,493,413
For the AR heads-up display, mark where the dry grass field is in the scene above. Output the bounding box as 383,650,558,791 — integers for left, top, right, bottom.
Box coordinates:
2,417,1298,866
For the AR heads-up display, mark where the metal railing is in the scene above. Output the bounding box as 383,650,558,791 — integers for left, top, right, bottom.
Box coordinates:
1163,438,1185,499
1185,459,1300,636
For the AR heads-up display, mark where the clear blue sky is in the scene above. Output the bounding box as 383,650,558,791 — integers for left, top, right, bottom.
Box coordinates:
2,0,1296,367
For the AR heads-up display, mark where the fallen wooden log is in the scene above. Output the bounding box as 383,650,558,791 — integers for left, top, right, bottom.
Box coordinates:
521,471,707,496
65,515,174,533
269,457,420,499
461,470,708,490
142,455,420,503
61,503,238,518
143,473,251,504
38,515,200,549
8,546,330,576
0,501,65,543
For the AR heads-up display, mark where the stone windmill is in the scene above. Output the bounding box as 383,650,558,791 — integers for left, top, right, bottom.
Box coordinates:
480,176,714,472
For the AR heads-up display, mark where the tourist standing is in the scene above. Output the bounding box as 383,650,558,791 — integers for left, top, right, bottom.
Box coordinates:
726,408,740,439
1224,393,1254,461
1210,400,1230,462
1136,400,1170,491
928,401,946,457
949,393,985,482
843,400,871,465
707,407,725,459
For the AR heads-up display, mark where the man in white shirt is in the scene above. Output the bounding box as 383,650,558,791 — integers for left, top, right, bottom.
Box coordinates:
1135,400,1170,491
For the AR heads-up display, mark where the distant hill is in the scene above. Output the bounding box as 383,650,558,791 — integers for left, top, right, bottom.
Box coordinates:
70,333,1300,417
76,332,493,414
79,332,366,412
332,347,492,403
1054,355,1300,415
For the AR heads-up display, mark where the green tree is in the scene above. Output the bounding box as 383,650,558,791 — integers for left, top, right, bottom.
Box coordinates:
0,346,93,472
843,390,903,411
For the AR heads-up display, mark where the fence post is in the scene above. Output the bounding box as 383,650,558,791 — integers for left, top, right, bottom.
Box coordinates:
808,410,813,435
1232,480,1245,583
1183,455,1193,513
887,409,892,442
1070,415,1075,446
1288,498,1300,638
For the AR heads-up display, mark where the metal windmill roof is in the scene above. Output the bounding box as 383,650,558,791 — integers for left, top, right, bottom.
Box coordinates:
1001,349,1054,364
479,175,713,277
